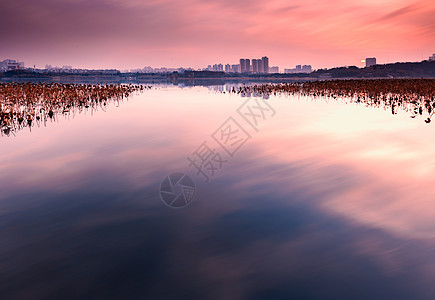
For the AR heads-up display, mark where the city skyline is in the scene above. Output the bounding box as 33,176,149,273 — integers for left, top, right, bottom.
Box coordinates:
1,0,434,70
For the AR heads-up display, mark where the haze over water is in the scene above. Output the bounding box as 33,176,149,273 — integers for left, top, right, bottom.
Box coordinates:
1,83,435,299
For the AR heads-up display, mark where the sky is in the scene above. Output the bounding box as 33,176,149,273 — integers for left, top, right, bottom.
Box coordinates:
0,0,434,70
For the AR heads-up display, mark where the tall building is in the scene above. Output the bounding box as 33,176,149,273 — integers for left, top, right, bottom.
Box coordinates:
366,57,376,67
258,59,264,73
252,59,259,73
240,59,246,73
429,53,435,61
212,63,223,72
302,65,312,73
240,59,251,73
225,64,231,73
261,56,269,73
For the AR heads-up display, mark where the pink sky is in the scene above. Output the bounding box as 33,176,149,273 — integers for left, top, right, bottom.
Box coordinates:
1,0,434,70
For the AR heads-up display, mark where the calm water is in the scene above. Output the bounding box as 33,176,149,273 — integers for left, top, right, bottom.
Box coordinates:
1,84,435,299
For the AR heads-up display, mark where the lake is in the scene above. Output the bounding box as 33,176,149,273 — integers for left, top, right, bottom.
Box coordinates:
1,82,435,299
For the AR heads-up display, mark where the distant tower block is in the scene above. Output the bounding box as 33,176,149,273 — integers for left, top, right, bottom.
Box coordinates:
252,59,259,73
240,58,251,73
366,57,376,67
261,56,269,73
429,53,435,61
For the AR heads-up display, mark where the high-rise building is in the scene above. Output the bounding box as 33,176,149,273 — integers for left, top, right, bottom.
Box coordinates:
245,59,251,73
252,59,259,73
240,59,246,73
258,59,264,73
302,65,312,73
366,57,376,67
429,53,435,61
296,65,302,72
225,64,231,73
239,59,251,73
212,63,223,72
261,56,269,73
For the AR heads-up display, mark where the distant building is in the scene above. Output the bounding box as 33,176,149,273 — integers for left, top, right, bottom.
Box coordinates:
247,57,269,73
366,57,376,67
284,64,312,74
258,59,264,73
262,56,269,73
225,64,231,73
302,65,312,73
252,59,259,73
240,58,251,73
0,59,24,72
240,59,245,72
269,66,279,73
212,63,223,72
245,59,251,73
430,53,435,61
231,64,240,73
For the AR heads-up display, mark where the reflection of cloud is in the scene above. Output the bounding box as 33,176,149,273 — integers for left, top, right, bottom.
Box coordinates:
2,88,435,298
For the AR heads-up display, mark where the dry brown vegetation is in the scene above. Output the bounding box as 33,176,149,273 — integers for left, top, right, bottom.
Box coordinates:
232,79,435,123
0,82,148,136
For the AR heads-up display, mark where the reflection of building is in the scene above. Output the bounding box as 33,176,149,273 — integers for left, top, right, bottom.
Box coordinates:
366,57,376,67
429,53,435,61
0,59,24,72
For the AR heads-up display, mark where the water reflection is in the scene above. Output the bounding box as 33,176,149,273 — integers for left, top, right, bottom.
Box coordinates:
1,83,435,299
2,79,434,139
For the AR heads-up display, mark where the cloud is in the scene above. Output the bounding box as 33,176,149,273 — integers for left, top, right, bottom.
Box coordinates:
0,0,434,68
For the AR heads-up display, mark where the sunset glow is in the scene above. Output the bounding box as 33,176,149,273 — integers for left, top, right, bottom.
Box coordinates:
1,0,434,69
